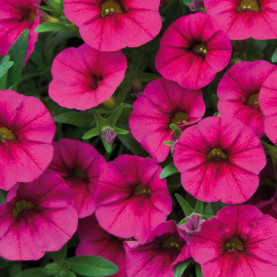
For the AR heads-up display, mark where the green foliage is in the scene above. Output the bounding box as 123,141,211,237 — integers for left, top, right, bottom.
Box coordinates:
174,259,192,277
7,30,29,88
272,48,277,63
14,268,47,277
67,255,118,277
35,23,69,33
169,124,182,139
175,193,194,217
160,162,178,179
54,112,93,127
195,264,204,277
50,244,67,264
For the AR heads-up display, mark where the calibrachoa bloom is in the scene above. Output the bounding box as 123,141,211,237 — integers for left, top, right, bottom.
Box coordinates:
76,215,127,277
95,155,172,241
0,90,55,191
155,12,232,89
191,205,277,277
0,170,78,261
205,0,277,40
217,60,276,136
180,213,205,235
0,0,41,62
129,77,205,163
174,117,266,204
63,0,162,51
49,44,127,110
260,69,277,145
48,138,105,218
124,220,191,277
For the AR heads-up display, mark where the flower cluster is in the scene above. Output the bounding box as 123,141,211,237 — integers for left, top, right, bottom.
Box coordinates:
0,0,277,276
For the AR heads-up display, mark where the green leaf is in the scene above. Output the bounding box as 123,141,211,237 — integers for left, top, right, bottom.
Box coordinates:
101,137,113,153
175,193,193,216
204,203,213,215
113,127,129,135
35,23,68,33
0,61,14,80
67,255,118,277
0,190,6,204
169,124,182,139
0,55,12,89
54,112,93,127
83,127,100,140
7,30,29,87
178,217,187,227
194,200,204,214
160,162,178,179
117,133,148,157
0,257,12,269
163,141,174,146
195,264,204,277
14,268,47,277
63,272,76,277
50,244,67,264
272,48,277,63
174,259,192,277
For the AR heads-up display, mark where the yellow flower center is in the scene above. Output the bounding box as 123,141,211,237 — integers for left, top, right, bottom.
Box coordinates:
28,11,36,21
171,111,189,126
13,200,35,218
0,127,16,141
223,237,245,252
132,184,151,196
101,0,123,17
237,0,260,12
247,93,259,106
192,43,207,56
207,148,228,161
161,236,181,251
72,168,87,179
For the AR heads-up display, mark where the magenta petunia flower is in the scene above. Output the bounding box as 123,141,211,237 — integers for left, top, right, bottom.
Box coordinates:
260,69,277,145
49,44,127,111
174,117,266,204
63,0,162,51
129,77,205,163
124,220,191,277
95,155,172,241
0,90,55,191
191,205,277,277
205,0,277,40
155,12,232,89
217,61,276,136
48,138,105,218
0,0,41,62
0,170,78,261
76,215,127,277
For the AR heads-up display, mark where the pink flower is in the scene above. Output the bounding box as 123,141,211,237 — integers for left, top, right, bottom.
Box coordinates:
174,117,266,204
76,215,127,277
155,12,232,89
205,0,277,40
217,61,276,136
49,44,127,111
180,214,205,235
0,90,55,191
191,205,277,277
260,69,277,145
48,138,105,218
129,77,205,163
124,220,191,277
0,170,78,261
258,189,277,219
63,0,162,51
0,0,41,62
95,155,172,241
